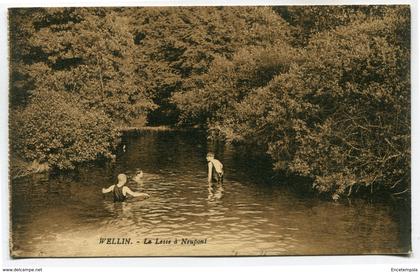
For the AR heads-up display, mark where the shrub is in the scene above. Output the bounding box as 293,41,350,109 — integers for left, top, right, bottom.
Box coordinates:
10,90,119,170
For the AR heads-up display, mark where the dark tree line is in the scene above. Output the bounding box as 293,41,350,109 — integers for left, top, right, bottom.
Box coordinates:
9,6,410,199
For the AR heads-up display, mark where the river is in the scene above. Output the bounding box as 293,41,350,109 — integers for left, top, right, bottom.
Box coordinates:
11,130,410,257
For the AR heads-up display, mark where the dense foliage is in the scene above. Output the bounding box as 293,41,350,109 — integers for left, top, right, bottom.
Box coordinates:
10,8,156,124
196,6,410,198
10,90,118,169
10,6,410,198
127,7,291,124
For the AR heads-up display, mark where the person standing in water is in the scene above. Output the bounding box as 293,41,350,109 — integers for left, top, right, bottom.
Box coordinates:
206,152,224,199
102,173,150,202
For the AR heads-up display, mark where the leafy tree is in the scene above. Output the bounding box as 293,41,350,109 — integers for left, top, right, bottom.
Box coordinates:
126,6,292,125
273,5,397,46
222,6,410,197
172,44,299,127
10,8,156,124
9,8,156,169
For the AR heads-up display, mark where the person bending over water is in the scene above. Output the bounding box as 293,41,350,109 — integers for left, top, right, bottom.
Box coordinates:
206,152,224,199
207,152,224,183
102,173,150,202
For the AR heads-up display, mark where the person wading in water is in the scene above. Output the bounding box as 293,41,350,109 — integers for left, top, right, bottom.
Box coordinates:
206,152,224,200
102,173,150,202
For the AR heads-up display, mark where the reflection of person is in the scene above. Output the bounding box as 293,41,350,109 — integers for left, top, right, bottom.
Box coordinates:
206,152,224,200
102,173,150,202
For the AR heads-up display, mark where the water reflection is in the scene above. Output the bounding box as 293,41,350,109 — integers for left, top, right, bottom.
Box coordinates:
208,180,224,201
11,130,409,257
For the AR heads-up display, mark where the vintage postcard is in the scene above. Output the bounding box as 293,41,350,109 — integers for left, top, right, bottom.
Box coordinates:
8,5,411,257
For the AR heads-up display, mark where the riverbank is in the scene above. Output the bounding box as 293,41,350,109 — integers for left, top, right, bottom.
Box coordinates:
119,125,202,133
9,156,50,180
10,127,410,204
119,126,177,132
10,126,195,180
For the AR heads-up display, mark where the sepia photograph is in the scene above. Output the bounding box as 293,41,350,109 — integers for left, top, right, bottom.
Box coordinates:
7,5,411,258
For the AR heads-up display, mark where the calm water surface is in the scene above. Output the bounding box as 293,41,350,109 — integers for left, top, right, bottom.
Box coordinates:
11,131,410,256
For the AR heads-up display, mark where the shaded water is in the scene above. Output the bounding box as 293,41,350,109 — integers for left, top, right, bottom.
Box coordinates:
11,131,410,257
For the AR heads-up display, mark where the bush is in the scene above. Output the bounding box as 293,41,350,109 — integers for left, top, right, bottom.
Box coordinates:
10,90,119,170
223,9,410,198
